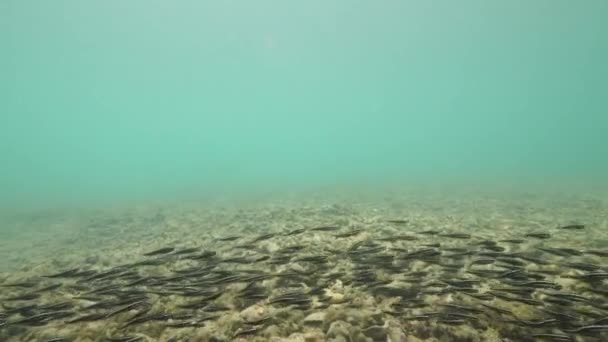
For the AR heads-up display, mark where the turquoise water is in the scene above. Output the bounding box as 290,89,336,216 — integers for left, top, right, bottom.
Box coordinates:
2,3,608,340
1,1,607,208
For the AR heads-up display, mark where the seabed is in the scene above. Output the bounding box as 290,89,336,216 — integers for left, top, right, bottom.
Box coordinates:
1,190,607,341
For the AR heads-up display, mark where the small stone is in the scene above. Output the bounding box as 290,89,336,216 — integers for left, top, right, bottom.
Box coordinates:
328,293,346,304
327,320,351,338
290,263,306,273
304,312,326,324
304,332,325,342
240,304,267,323
362,325,387,340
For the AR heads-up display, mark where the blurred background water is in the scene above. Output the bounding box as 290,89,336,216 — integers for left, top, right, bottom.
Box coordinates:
1,0,607,210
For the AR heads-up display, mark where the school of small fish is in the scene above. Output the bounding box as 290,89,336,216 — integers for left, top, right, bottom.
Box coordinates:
1,221,607,341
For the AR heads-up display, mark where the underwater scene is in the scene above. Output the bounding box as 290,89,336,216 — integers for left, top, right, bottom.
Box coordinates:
1,1,608,342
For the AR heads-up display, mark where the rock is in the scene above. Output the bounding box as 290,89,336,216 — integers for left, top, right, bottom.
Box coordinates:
240,304,267,323
326,320,351,338
387,323,406,342
362,325,387,340
328,292,346,304
304,332,325,342
304,312,326,324
289,262,306,273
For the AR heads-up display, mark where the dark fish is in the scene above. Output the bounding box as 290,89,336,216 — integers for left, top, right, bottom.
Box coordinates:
1,303,37,315
516,254,550,265
439,233,471,239
504,318,558,327
563,325,608,334
179,292,223,309
233,325,263,337
592,316,608,325
418,230,440,235
217,236,241,241
67,312,108,323
531,334,573,341
496,257,526,267
45,338,66,342
437,318,467,325
5,293,40,301
538,247,572,257
43,268,81,278
173,247,199,255
167,313,218,328
310,226,339,232
284,228,307,236
11,310,74,326
268,256,291,265
438,303,483,314
399,248,439,259
483,245,506,252
499,239,525,244
73,270,97,277
129,259,166,267
123,311,171,327
82,268,127,282
104,300,149,318
543,297,575,306
564,262,599,271
165,319,207,328
203,303,230,312
489,291,543,306
221,256,251,264
570,272,608,280
540,308,578,322
442,279,480,287
85,284,120,295
491,287,535,296
143,247,174,256
34,283,62,293
558,224,585,230
295,255,328,263
476,240,497,246
462,292,494,301
442,247,469,253
505,280,560,289
1,281,37,288
39,301,73,311
481,303,513,315
251,255,270,262
380,234,418,241
401,315,434,321
334,229,363,238
525,232,551,239
107,337,144,342
440,312,478,320
585,249,608,257
496,269,524,279
251,233,276,243
555,248,583,256
470,258,495,265
185,251,217,260
278,245,305,253
244,316,272,325
386,220,408,224
543,291,589,303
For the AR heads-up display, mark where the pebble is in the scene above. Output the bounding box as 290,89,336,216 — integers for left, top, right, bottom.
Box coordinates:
240,304,267,323
304,312,326,324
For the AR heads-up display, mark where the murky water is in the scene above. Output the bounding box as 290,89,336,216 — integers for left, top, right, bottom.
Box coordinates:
1,1,607,341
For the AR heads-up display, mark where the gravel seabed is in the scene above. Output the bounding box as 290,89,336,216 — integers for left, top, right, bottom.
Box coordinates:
1,188,607,341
